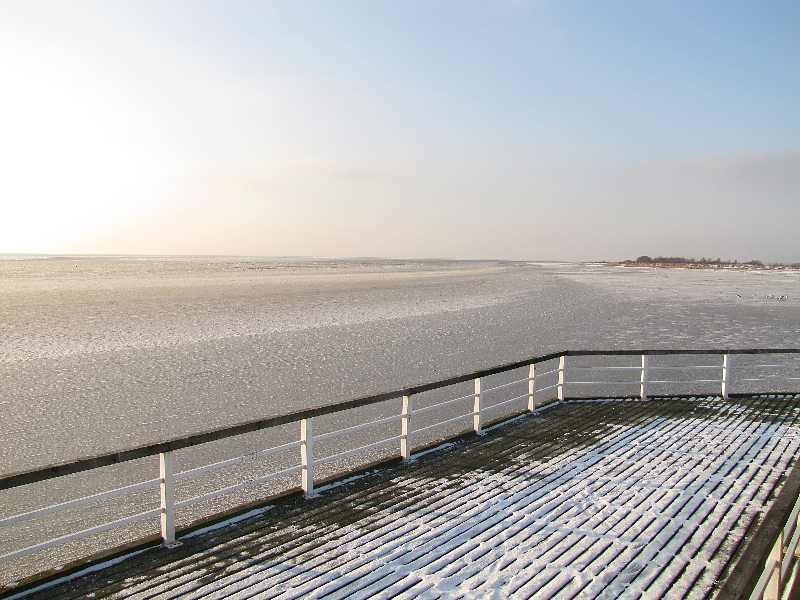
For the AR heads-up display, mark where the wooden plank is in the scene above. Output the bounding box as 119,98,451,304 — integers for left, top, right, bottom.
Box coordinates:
10,396,800,600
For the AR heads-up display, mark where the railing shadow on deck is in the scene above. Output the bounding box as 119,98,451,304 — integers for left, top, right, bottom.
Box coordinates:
1,348,799,598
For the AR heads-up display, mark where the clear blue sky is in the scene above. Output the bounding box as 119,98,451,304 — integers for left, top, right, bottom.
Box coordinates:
1,0,798,262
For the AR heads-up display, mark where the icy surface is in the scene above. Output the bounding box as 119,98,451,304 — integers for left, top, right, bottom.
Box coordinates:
1,258,798,471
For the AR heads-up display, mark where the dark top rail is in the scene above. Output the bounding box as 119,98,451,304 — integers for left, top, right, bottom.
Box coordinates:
566,348,800,357
2,348,798,491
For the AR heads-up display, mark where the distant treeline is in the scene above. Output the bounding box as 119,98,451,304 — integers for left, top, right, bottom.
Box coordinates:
634,256,763,265
620,256,800,269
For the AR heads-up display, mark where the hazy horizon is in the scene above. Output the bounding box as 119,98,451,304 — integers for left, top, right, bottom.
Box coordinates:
2,1,798,263
2,253,799,267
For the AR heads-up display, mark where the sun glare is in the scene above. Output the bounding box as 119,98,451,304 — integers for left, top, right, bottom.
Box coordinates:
0,32,170,252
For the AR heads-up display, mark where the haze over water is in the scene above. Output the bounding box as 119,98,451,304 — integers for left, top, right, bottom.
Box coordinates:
2,257,798,474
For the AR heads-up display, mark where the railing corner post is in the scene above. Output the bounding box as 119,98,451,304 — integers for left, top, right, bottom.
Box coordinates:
401,394,413,460
301,418,315,496
474,377,483,434
159,450,178,547
557,355,566,402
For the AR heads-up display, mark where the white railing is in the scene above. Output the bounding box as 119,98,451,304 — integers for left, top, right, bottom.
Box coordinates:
1,348,799,595
746,468,800,600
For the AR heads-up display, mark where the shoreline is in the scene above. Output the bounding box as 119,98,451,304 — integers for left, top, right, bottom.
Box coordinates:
605,261,800,272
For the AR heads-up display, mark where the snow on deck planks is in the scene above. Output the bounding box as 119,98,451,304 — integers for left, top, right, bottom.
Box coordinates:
17,395,800,599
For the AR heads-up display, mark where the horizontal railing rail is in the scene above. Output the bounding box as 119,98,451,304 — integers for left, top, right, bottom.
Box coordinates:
1,347,799,592
3,348,797,491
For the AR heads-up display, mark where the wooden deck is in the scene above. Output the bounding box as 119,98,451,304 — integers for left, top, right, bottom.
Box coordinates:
10,394,800,599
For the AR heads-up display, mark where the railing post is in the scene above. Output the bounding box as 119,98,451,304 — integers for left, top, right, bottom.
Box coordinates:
765,532,783,599
528,363,536,412
557,355,566,402
640,354,650,400
301,418,315,496
159,451,178,546
474,377,483,434
401,394,412,460
722,353,731,400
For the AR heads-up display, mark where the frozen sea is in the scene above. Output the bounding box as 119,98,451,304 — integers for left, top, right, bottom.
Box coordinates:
1,256,799,474
1,256,800,589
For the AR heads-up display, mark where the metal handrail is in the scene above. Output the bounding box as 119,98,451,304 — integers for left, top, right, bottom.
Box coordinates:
316,435,403,466
535,367,560,378
4,348,796,491
567,380,641,385
0,349,565,491
411,413,474,436
0,508,162,564
1,347,799,589
484,393,529,410
315,415,403,442
0,478,160,528
174,440,303,481
719,444,800,600
175,465,304,510
566,366,641,372
648,364,723,370
481,377,529,395
411,392,475,415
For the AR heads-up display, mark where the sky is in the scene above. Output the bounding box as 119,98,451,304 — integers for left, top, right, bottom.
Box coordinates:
1,1,798,262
